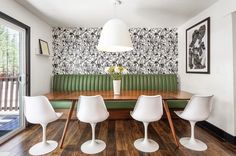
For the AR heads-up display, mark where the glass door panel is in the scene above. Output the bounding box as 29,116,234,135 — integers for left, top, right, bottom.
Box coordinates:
0,18,26,144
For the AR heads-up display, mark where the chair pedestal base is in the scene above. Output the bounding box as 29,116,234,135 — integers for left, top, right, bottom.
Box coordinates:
29,140,58,155
81,140,106,154
180,137,207,151
134,138,159,153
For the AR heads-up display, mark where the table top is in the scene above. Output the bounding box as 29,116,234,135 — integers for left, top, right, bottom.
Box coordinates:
44,90,193,101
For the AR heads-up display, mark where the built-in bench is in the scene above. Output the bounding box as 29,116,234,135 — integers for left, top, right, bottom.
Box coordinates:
50,74,188,119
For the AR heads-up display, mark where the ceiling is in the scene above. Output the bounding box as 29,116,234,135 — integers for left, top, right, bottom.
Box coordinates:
16,0,218,28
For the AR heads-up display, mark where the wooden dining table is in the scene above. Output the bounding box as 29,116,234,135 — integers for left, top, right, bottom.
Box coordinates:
45,90,193,149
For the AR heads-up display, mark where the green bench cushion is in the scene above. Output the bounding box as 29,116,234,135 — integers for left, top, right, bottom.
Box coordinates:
50,101,72,109
105,101,136,109
166,100,188,109
50,100,188,109
52,74,178,92
51,74,187,109
50,101,135,109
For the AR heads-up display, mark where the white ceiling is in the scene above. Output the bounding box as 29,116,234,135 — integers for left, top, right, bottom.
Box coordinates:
16,0,218,27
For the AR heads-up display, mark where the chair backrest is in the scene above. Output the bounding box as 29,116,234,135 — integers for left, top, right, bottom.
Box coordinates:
132,95,163,122
24,96,58,124
180,95,213,121
77,95,109,123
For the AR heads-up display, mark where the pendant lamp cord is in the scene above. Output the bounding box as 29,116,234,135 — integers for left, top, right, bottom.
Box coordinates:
113,0,121,18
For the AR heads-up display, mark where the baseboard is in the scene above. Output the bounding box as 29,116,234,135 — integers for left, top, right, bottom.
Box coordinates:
197,121,236,145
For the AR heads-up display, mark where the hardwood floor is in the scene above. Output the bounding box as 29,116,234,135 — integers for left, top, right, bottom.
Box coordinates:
0,119,236,156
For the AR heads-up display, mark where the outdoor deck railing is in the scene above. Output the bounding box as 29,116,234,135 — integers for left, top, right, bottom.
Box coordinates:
0,77,19,111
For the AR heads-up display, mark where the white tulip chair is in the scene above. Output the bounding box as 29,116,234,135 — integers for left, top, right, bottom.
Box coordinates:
24,96,63,156
175,95,213,151
77,95,109,154
130,95,163,153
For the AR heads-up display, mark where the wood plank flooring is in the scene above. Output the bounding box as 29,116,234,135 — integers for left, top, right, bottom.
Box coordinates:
0,119,236,156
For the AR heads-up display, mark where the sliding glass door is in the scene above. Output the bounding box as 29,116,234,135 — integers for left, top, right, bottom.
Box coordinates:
0,12,30,144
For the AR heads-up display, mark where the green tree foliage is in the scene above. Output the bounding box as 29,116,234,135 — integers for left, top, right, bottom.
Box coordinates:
0,25,19,77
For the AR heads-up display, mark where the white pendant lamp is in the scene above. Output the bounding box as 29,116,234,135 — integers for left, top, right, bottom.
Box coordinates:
97,0,133,52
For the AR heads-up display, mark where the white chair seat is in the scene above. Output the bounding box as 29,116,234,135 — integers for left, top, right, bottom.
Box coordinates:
174,110,182,117
77,95,109,154
131,95,163,153
24,96,63,155
79,112,109,124
56,112,63,118
130,112,160,123
175,95,213,151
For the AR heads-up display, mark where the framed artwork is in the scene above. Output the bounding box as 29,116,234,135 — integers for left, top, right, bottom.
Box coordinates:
186,17,210,74
39,39,50,55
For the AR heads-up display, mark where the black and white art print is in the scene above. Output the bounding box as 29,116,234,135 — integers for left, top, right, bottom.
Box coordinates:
186,17,210,74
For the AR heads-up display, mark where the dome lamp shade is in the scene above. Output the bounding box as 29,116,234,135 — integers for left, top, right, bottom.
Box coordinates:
97,18,133,52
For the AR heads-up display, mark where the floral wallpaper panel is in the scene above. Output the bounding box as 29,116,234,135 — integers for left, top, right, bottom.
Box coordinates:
52,27,178,74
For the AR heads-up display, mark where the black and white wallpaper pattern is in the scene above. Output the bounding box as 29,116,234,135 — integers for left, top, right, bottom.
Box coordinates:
52,27,178,74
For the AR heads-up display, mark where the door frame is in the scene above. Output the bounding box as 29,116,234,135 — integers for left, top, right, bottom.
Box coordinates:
0,11,30,144
0,11,30,96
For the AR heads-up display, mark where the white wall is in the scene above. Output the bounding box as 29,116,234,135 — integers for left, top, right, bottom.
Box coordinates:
0,0,53,95
233,12,236,135
178,0,236,136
